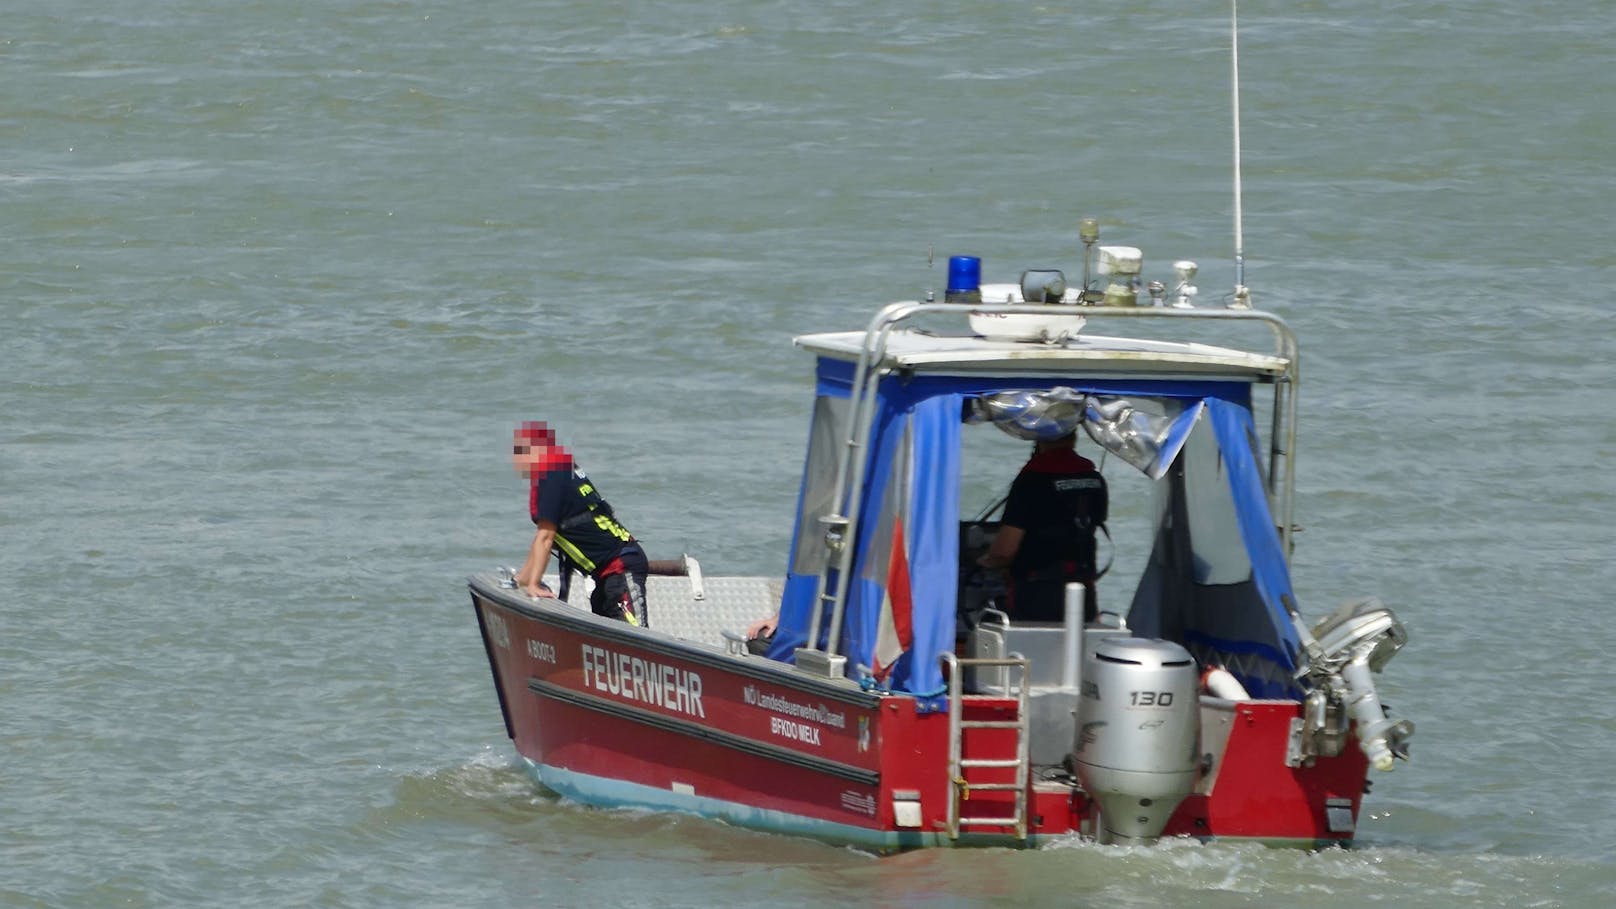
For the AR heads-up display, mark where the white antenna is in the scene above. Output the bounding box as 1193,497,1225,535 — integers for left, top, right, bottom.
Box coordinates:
1229,0,1251,309
925,244,936,302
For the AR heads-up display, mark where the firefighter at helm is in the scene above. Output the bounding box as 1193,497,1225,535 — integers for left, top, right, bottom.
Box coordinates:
976,430,1108,623
512,421,649,626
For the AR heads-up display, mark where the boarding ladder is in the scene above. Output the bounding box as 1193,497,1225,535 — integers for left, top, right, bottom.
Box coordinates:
941,652,1032,841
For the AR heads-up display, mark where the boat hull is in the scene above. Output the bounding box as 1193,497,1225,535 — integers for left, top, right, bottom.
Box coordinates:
472,578,1370,851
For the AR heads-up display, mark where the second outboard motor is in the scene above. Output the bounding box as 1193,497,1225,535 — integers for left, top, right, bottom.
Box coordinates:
1073,638,1200,844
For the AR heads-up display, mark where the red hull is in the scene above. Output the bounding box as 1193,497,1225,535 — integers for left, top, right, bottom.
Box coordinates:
473,583,1369,850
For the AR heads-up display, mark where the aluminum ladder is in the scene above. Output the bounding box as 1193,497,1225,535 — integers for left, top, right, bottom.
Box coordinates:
941,652,1032,840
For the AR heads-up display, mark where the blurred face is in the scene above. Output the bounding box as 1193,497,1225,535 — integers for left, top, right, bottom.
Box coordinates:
512,436,548,476
512,421,569,476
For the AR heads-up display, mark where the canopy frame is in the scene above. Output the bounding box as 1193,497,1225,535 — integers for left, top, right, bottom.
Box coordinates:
793,302,1304,679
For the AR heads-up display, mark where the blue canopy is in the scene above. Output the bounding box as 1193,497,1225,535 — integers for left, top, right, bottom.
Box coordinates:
768,357,1304,702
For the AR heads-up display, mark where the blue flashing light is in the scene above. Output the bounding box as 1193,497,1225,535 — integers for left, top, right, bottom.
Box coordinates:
946,255,981,293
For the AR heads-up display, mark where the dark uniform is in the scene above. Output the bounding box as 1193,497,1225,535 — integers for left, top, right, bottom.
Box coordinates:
531,463,649,626
1000,447,1108,622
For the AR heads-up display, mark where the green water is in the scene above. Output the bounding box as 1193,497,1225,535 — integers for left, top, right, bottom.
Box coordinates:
4,1,1614,906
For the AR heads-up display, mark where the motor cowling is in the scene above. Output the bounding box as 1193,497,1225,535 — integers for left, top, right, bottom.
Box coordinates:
1073,638,1200,844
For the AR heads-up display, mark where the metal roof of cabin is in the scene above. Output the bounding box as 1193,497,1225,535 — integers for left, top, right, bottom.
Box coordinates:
794,327,1290,381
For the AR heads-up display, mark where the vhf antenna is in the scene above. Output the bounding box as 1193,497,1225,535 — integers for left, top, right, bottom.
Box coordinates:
926,244,935,302
1229,0,1251,309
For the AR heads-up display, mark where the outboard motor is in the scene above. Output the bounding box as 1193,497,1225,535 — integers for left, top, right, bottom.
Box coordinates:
1073,638,1199,844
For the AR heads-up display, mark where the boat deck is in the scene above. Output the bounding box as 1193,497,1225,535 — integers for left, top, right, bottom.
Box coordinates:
483,570,782,652
645,574,781,649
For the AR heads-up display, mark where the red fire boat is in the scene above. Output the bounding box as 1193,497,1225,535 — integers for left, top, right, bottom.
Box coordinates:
469,254,1413,850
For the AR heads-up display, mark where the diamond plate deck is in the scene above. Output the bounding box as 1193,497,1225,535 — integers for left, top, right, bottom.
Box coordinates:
647,575,782,646
539,572,782,647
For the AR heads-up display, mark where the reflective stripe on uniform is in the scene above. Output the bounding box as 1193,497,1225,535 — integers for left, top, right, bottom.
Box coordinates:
553,534,597,573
